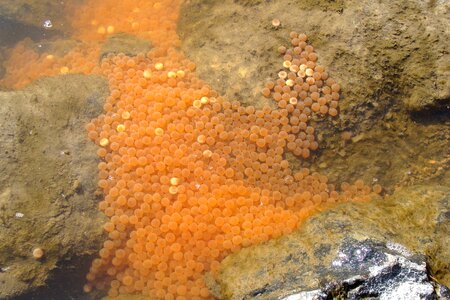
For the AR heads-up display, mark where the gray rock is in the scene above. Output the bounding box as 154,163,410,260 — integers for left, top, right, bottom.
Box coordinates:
326,239,437,300
0,74,108,298
208,185,450,299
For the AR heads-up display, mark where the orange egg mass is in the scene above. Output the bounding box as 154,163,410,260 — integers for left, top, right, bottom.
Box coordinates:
81,29,376,299
0,1,378,298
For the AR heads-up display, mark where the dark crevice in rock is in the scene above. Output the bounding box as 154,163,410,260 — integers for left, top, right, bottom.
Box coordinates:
409,98,450,125
13,254,104,300
249,284,272,297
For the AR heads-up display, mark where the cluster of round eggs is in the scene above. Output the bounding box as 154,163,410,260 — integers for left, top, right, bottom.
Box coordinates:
83,33,381,299
0,0,381,298
260,32,341,158
68,0,182,47
0,0,181,89
0,41,100,89
265,32,340,118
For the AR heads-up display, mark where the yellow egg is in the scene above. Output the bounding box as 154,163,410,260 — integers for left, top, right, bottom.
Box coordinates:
116,124,125,132
193,100,202,108
60,66,69,74
97,26,106,34
176,70,185,78
286,79,294,87
169,186,178,194
143,70,152,79
99,138,109,147
106,25,115,34
203,150,212,157
122,111,131,119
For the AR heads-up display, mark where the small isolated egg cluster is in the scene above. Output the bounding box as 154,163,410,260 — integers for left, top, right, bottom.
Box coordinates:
260,32,341,158
268,32,340,118
83,33,381,299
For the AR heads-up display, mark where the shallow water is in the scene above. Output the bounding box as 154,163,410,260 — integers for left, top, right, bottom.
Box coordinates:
0,1,448,300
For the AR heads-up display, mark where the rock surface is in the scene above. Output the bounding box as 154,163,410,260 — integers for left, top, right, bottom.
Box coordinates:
178,0,450,192
179,0,449,112
0,75,108,299
208,185,450,299
100,33,153,59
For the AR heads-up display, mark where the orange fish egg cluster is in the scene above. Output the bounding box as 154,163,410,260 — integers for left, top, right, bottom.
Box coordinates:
68,0,182,49
0,0,181,89
260,32,341,158
83,33,381,298
0,41,100,89
0,0,382,298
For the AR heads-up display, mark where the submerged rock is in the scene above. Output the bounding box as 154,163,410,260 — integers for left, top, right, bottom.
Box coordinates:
0,75,108,299
178,0,450,193
209,185,450,299
100,33,153,59
179,0,449,112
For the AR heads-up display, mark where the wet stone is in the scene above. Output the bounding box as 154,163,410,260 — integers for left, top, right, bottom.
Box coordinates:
0,1,68,47
326,239,436,300
100,33,153,59
179,0,449,113
0,0,67,29
179,0,450,193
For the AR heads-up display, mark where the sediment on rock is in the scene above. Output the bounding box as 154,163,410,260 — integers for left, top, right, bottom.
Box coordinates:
0,74,108,299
